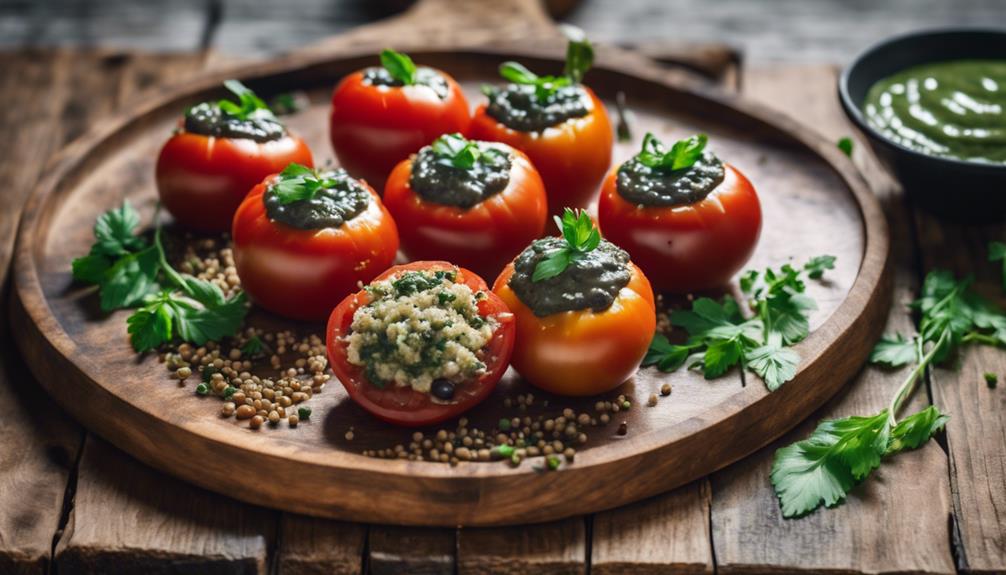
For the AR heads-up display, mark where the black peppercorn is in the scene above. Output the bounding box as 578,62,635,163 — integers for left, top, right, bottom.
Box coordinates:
431,379,455,400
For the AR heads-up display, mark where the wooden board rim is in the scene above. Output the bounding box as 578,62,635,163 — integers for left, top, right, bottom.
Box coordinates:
11,43,890,525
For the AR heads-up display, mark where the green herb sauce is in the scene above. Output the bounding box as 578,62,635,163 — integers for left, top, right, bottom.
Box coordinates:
509,237,630,317
864,60,1006,164
362,67,449,99
486,84,590,132
617,149,725,207
265,169,370,230
409,143,513,208
184,102,286,143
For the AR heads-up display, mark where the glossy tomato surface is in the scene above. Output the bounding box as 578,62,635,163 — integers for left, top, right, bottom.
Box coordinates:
383,146,548,280
598,163,762,294
156,129,313,232
469,86,612,217
492,262,655,396
327,261,516,427
231,174,399,322
329,69,471,190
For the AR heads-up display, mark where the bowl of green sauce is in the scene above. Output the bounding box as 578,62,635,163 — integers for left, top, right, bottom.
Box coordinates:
839,28,1006,221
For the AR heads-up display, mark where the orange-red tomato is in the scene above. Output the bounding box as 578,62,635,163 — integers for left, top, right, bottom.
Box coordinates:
329,70,471,190
597,163,762,294
492,262,655,396
327,261,516,427
156,128,313,232
469,87,612,217
382,146,548,280
231,174,399,322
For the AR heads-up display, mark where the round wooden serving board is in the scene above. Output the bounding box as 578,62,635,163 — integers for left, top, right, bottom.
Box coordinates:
12,39,889,525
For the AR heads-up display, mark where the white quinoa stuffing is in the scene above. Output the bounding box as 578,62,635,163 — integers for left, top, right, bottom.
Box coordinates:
345,269,497,393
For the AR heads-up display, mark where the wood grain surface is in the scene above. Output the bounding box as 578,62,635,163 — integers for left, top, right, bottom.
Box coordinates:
458,518,587,575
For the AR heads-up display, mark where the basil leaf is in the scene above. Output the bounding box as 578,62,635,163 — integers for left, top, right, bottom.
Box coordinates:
562,35,594,84
499,61,538,85
531,250,571,283
381,49,417,85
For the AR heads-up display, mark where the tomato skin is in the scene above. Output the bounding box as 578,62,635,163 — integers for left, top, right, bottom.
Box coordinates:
231,175,399,322
156,129,313,232
492,262,655,397
329,69,471,190
469,86,612,217
326,261,516,427
597,163,762,294
382,146,548,280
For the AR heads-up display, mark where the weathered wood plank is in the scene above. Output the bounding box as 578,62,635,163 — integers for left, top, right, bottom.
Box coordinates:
911,214,1006,574
54,437,275,574
275,515,366,575
369,527,455,575
457,518,586,575
708,65,955,575
591,481,713,575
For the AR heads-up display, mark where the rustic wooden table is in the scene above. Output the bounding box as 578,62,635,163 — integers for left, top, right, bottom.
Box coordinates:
1,1,1004,574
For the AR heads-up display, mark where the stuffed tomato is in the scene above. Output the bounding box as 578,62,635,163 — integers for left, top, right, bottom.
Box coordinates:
156,80,313,232
327,262,515,426
383,133,548,280
231,164,399,321
492,209,655,396
598,133,762,293
330,49,471,190
470,36,611,216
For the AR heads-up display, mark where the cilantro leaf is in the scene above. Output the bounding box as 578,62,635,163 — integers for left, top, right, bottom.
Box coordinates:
91,201,146,257
837,137,854,157
531,208,601,282
745,334,800,391
888,406,948,453
99,246,161,311
642,333,697,372
766,291,816,345
869,333,918,368
218,79,275,122
381,49,417,85
242,335,265,356
269,163,339,205
431,133,483,169
636,133,708,172
804,255,836,279
71,254,112,285
703,338,743,378
989,241,1006,291
127,292,176,352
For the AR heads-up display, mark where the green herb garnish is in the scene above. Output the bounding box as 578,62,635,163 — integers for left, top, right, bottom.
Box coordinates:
241,335,265,356
298,407,312,420
772,266,1006,517
195,383,209,396
380,48,417,85
985,372,998,388
270,163,339,205
636,133,708,172
644,256,835,391
73,202,249,352
532,208,601,282
989,241,1006,290
497,33,594,103
431,133,484,169
546,454,562,470
837,137,854,157
217,79,276,122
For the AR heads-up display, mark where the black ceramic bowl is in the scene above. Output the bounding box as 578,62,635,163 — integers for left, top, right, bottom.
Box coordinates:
839,28,1006,222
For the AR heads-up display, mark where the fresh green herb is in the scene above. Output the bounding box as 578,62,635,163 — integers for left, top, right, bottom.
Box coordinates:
614,91,632,142
497,34,594,102
837,137,854,157
772,267,1006,517
645,257,835,391
635,133,708,172
241,335,265,357
380,49,417,85
984,372,998,388
532,208,601,282
989,241,1006,290
493,444,515,459
202,366,219,384
195,383,209,396
217,79,276,122
498,418,512,431
269,92,304,115
270,163,340,205
223,386,238,399
298,406,312,420
431,133,486,169
546,454,562,470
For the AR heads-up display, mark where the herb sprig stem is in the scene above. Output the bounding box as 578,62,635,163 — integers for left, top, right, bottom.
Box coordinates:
887,329,944,427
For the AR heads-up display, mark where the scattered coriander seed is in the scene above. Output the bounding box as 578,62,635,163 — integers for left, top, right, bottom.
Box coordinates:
249,415,264,429
622,400,631,410
647,394,658,407
564,447,576,461
345,429,354,441
235,404,255,419
617,421,628,436
289,415,299,427
176,366,192,380
660,383,672,396
195,383,209,395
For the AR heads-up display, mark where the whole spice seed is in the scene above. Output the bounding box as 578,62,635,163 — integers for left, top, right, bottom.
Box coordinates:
660,383,672,396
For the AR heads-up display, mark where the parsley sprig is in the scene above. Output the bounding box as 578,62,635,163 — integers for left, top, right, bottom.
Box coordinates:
217,79,276,123
636,133,708,172
772,262,1006,518
497,32,594,103
380,49,417,85
431,133,488,170
270,163,338,205
72,202,248,353
532,208,601,282
644,256,835,390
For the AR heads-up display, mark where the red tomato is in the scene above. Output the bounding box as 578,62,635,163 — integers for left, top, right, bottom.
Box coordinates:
492,261,655,396
469,86,612,217
597,163,762,294
326,261,516,427
156,128,313,232
382,145,548,280
329,69,471,190
231,174,399,322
